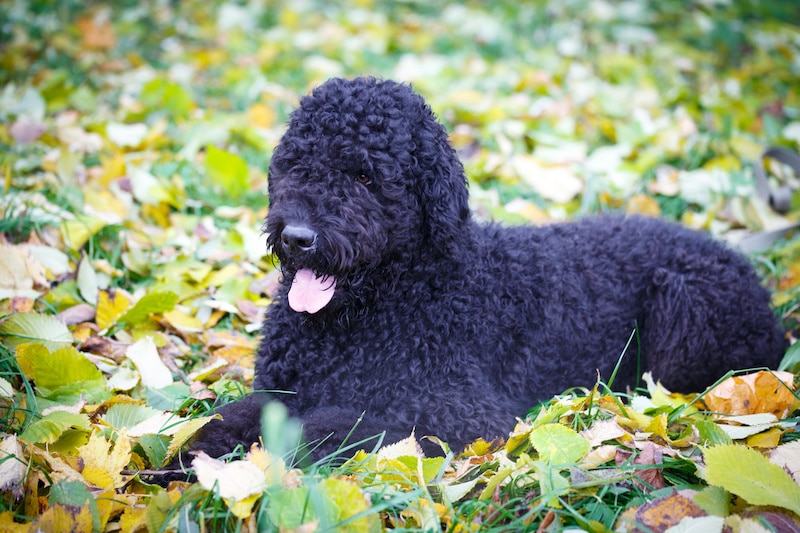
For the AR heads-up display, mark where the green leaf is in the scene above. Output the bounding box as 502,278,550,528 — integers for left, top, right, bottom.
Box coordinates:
102,403,162,429
267,486,313,531
15,344,102,391
76,255,98,306
0,313,73,352
319,477,381,533
49,480,102,532
695,419,733,446
117,291,179,325
701,444,800,516
528,423,590,465
692,485,730,517
205,144,249,200
145,384,191,411
532,460,571,507
60,215,108,252
137,434,171,468
778,341,800,373
140,78,194,119
395,456,446,485
20,411,90,444
41,380,110,404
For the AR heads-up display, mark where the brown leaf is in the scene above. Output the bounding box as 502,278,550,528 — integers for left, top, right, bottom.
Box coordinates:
249,268,283,298
76,14,116,50
57,304,97,325
10,120,47,145
189,381,217,401
616,441,665,490
704,371,798,417
633,490,706,532
9,297,35,313
236,299,262,323
81,336,130,363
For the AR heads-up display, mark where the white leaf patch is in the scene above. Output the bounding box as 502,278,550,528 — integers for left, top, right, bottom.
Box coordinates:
125,336,173,389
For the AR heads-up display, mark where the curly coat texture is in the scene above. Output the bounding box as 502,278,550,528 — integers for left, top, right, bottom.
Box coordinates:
191,77,786,459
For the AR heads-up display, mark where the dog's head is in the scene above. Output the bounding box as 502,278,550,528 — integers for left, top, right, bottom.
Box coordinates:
265,77,469,314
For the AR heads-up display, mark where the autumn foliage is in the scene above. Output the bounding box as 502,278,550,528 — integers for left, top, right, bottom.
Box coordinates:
1,1,799,531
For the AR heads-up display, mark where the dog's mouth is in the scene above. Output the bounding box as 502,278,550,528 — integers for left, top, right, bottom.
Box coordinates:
287,268,337,314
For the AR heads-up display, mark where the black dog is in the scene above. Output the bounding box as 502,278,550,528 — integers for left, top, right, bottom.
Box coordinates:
190,77,786,459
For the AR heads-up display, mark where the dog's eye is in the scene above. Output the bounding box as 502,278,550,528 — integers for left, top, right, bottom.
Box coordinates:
355,174,372,185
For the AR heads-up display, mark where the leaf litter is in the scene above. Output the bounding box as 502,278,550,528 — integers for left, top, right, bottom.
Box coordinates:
0,0,799,531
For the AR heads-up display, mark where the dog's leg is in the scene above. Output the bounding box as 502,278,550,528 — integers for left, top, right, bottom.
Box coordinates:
187,392,270,458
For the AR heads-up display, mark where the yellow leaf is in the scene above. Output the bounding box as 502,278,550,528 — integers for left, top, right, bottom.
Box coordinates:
34,504,94,532
206,263,243,288
228,493,262,520
60,215,107,252
162,309,203,332
213,345,255,367
246,445,287,487
0,509,30,532
399,497,448,531
746,426,783,448
644,413,669,440
702,154,741,172
77,430,132,489
165,416,218,463
597,395,652,429
118,505,148,533
99,152,126,185
579,444,618,468
625,194,661,217
84,189,127,221
704,371,798,417
96,290,131,330
378,431,424,460
248,103,276,128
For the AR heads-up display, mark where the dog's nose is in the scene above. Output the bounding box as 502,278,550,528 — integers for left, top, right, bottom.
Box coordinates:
281,224,318,254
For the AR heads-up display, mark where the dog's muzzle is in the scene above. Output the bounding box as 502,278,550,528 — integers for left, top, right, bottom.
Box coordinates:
281,224,318,255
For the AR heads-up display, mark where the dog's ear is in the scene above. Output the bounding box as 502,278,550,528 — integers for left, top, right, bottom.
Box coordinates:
415,115,470,257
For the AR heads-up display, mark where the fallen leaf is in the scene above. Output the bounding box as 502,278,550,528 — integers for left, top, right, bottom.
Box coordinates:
124,337,173,389
10,120,47,144
634,491,707,533
77,430,132,489
617,441,665,490
704,371,797,417
192,452,267,518
378,431,424,460
76,256,99,306
95,290,132,331
701,444,800,516
0,435,26,499
770,440,800,484
511,154,583,203
529,423,590,465
0,244,47,298
77,13,116,49
0,312,72,351
106,122,148,147
57,304,97,325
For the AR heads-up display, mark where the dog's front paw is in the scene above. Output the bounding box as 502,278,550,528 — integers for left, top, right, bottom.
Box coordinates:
185,393,271,458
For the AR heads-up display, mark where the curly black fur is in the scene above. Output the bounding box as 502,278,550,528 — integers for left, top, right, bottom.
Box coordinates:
189,77,786,460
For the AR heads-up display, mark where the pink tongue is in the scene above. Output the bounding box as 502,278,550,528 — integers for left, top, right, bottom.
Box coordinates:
288,269,336,313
